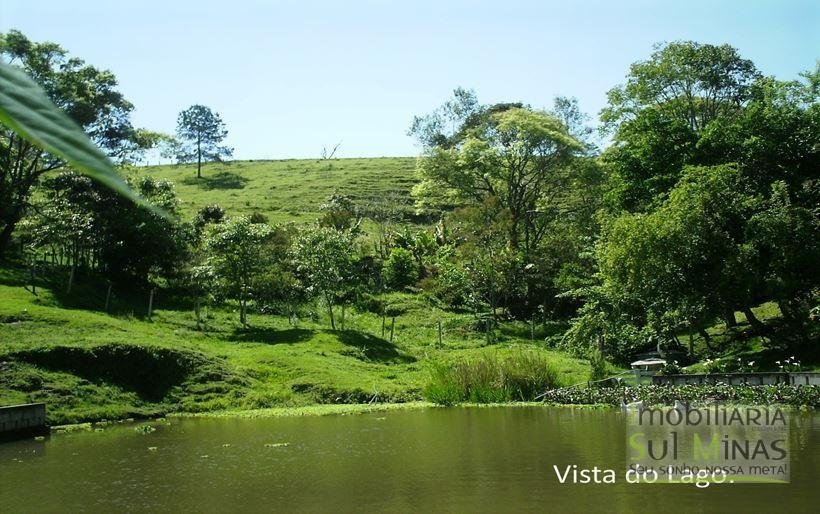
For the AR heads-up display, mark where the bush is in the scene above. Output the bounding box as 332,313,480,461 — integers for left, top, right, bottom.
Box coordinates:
424,352,558,405
382,248,419,289
588,350,609,382
658,360,684,375
431,258,470,307
196,204,225,227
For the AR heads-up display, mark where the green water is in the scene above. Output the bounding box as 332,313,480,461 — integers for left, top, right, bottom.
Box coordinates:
1,407,818,512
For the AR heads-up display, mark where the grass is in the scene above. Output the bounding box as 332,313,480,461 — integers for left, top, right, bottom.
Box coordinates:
424,351,560,404
0,262,592,424
126,157,422,223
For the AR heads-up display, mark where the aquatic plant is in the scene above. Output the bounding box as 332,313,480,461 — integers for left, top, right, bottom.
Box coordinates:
539,384,819,408
423,352,558,405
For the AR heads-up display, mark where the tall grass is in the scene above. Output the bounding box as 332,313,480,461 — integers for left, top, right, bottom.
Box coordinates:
424,352,558,405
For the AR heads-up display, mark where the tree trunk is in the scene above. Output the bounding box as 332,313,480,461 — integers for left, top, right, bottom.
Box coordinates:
197,135,202,178
327,297,335,330
742,306,765,333
508,217,520,252
698,328,715,351
194,296,202,329
723,309,737,329
67,265,75,294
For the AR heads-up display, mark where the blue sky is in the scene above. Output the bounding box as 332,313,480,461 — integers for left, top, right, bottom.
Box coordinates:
1,1,817,160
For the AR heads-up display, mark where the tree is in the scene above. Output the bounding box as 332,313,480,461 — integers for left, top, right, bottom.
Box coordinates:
205,216,274,328
601,41,761,133
291,227,356,330
0,30,140,258
601,41,763,212
412,96,583,256
598,164,819,350
175,105,233,178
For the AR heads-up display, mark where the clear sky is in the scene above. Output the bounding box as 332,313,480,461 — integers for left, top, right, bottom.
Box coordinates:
1,1,817,160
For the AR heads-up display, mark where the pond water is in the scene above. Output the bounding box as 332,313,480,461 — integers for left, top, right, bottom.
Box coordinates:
1,407,818,512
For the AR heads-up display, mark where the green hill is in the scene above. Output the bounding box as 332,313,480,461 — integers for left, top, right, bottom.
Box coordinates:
128,157,421,223
1,154,591,424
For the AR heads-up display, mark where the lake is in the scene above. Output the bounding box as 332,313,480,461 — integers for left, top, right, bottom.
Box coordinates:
1,406,817,512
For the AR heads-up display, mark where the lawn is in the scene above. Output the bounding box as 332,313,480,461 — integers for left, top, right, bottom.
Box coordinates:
126,157,421,223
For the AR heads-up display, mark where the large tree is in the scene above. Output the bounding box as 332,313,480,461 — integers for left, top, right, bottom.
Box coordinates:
0,30,139,258
411,93,583,256
175,105,233,178
601,41,763,212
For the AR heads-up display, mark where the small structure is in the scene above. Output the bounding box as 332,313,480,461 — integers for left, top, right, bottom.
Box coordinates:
0,403,47,440
631,357,666,383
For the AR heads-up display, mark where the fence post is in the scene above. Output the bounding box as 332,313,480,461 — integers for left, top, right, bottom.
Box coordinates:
147,288,155,321
104,283,112,312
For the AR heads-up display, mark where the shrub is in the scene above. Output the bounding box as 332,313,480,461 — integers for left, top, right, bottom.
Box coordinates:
588,350,609,382
382,247,419,289
658,360,684,375
431,258,470,307
501,352,560,400
195,204,225,228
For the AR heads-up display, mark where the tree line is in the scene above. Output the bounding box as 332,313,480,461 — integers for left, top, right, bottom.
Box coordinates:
1,30,817,364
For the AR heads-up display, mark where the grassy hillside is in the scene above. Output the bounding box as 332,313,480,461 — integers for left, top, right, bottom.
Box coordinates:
127,157,420,222
4,157,813,423
0,263,591,424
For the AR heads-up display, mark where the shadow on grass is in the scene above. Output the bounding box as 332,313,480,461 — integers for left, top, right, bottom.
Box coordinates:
181,170,248,190
227,327,313,344
335,330,417,363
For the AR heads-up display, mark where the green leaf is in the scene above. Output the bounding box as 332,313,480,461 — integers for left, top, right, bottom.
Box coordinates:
0,61,170,218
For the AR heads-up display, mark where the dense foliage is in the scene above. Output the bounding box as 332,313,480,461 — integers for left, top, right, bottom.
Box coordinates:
2,32,817,408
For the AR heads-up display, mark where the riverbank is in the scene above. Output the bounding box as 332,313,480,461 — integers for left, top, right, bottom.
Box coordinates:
0,266,594,425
